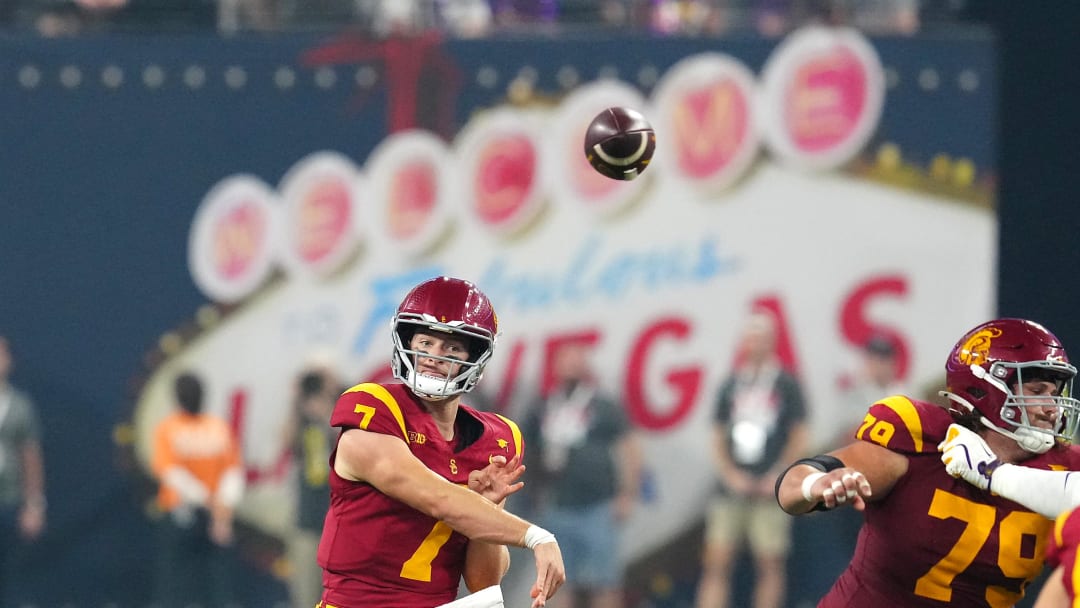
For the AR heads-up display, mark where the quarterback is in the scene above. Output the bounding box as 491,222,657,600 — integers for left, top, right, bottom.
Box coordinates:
317,276,565,608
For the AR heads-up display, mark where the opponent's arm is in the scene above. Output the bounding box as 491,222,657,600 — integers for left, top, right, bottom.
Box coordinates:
941,423,1080,518
775,440,906,515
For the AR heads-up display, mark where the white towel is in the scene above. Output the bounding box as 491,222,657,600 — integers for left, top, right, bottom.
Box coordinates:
435,585,504,608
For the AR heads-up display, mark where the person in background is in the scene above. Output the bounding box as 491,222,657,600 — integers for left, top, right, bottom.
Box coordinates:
831,334,905,450
318,276,564,608
521,340,643,608
776,317,1080,606
0,336,46,607
151,371,245,608
283,361,340,608
696,310,808,608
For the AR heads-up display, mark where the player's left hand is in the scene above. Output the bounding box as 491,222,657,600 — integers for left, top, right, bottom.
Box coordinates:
469,454,525,505
939,423,1001,491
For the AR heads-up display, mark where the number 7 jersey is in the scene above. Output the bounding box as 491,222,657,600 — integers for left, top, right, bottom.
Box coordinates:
819,395,1080,608
317,382,524,608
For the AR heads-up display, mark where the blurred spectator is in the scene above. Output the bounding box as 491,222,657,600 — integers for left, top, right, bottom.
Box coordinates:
650,0,728,35
354,0,430,36
282,361,340,608
280,0,357,30
151,371,244,608
492,0,558,27
849,0,919,34
217,0,280,32
0,336,46,607
6,0,129,36
830,334,905,450
438,0,494,38
521,340,643,608
696,310,808,608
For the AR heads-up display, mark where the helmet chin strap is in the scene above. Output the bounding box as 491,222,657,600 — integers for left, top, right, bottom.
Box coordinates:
940,389,1054,454
978,415,1054,454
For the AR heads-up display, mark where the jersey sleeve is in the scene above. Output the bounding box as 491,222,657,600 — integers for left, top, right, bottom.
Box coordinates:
1048,506,1080,568
854,395,949,455
151,416,176,478
493,413,525,461
331,382,410,442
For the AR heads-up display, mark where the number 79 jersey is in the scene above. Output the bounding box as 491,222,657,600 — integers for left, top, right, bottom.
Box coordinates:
318,382,524,608
819,395,1080,608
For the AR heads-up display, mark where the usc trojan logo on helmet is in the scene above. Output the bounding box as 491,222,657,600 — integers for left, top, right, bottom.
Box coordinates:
956,327,1003,366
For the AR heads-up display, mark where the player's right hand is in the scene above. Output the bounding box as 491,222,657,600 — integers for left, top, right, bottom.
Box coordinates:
803,468,873,511
529,541,565,608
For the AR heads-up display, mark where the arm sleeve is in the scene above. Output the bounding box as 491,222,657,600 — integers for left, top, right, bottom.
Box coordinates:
162,467,211,505
856,396,945,455
989,465,1080,519
216,466,245,508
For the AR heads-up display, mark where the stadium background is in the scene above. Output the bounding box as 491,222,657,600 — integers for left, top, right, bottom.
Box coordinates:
1,1,1078,606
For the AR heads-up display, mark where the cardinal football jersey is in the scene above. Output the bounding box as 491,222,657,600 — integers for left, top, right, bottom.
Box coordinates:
318,382,523,608
819,395,1080,608
1046,506,1080,605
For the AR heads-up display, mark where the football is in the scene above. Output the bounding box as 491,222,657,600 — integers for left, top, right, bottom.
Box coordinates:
583,106,656,181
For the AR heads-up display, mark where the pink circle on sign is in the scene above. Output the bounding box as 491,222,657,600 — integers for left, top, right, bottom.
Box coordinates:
455,108,545,236
543,80,649,217
674,80,750,178
366,131,453,256
473,134,537,226
651,52,760,192
278,151,362,279
388,160,437,240
189,175,278,303
213,200,267,280
786,45,867,153
759,26,885,171
297,179,351,264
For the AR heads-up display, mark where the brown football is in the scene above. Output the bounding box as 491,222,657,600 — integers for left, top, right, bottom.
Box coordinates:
583,106,656,181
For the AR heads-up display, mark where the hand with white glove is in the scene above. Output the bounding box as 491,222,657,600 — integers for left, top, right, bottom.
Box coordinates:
939,423,1002,491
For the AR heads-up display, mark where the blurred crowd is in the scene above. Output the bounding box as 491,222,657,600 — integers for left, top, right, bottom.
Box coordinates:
1,0,974,38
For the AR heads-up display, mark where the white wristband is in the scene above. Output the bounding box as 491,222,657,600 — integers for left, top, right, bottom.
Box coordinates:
523,525,556,549
801,472,826,503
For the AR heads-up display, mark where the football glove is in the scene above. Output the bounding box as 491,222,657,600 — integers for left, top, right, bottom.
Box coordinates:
939,423,1002,491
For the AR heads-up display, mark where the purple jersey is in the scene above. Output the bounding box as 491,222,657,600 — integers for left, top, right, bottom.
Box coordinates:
820,395,1080,608
318,382,523,608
